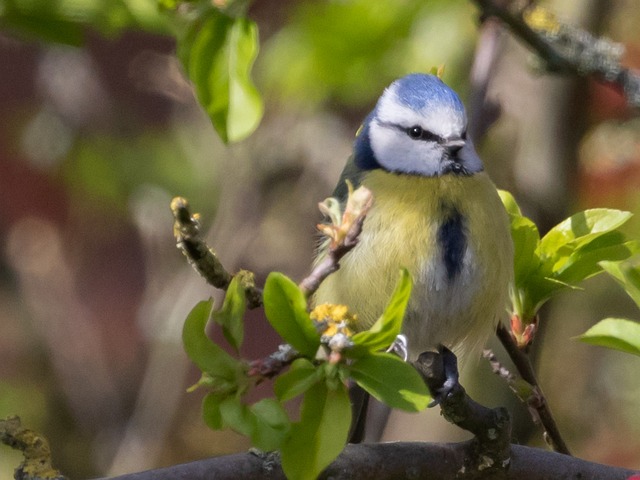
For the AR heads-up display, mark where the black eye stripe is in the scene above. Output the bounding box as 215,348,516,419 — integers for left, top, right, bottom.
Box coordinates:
406,125,442,142
376,120,457,144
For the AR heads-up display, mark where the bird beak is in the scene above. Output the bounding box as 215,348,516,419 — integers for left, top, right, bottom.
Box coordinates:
442,138,466,157
443,138,465,149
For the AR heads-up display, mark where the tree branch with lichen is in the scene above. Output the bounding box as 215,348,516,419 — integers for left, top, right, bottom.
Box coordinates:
1,416,67,480
472,0,640,107
171,196,263,309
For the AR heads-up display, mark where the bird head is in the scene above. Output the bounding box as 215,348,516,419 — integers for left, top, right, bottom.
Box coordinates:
354,73,483,177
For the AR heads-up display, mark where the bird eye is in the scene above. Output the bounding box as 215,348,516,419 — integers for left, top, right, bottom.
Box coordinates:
406,126,441,142
408,126,423,139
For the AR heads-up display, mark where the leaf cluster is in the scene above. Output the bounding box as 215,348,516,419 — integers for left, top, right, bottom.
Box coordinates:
499,191,639,324
182,268,430,480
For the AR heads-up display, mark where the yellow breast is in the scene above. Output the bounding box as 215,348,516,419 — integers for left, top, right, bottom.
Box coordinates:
314,170,513,357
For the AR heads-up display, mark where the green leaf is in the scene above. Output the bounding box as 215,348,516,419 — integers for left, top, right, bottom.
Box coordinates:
182,300,240,381
350,352,430,411
577,318,640,357
351,268,412,354
206,396,290,450
202,392,224,430
539,209,633,269
178,9,263,143
212,275,246,351
600,257,640,308
509,216,541,284
250,398,291,451
554,235,640,286
263,272,320,357
219,396,254,437
498,189,523,217
274,358,321,402
281,382,351,480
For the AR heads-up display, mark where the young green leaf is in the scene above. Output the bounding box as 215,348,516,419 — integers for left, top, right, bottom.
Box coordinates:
219,396,254,437
577,318,640,357
500,193,637,323
182,300,241,381
538,209,633,270
274,358,321,402
600,258,640,308
178,9,263,143
553,235,640,286
350,352,430,411
212,275,246,351
263,272,320,357
351,268,412,354
510,215,541,285
250,398,291,451
498,190,523,217
202,392,224,430
280,382,351,480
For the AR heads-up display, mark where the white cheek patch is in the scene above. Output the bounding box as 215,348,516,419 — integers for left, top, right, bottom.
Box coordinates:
369,121,441,176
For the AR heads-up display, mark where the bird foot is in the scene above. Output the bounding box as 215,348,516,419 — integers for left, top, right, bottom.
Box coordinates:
412,345,460,408
386,334,409,361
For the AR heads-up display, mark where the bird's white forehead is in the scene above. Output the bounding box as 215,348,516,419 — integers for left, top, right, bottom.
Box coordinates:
375,82,467,138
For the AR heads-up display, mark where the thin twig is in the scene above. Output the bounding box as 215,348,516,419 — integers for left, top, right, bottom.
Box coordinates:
298,185,373,298
496,324,571,455
247,344,300,379
298,214,367,298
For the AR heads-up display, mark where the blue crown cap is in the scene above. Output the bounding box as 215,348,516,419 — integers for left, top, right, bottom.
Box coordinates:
394,73,465,113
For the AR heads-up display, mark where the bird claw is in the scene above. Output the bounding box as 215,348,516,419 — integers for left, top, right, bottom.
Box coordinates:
426,345,460,408
386,334,409,361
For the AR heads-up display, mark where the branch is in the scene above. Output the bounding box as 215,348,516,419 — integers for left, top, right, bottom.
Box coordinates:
97,442,638,480
171,196,263,309
472,0,640,108
297,213,367,297
413,350,511,477
298,184,374,298
468,17,504,142
247,344,300,379
495,323,571,455
1,416,68,480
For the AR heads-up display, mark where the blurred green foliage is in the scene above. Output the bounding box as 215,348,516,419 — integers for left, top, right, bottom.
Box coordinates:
62,127,218,214
0,0,169,44
259,0,477,109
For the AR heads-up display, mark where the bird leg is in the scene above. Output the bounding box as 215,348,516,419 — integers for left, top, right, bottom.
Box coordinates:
416,345,459,407
413,347,512,475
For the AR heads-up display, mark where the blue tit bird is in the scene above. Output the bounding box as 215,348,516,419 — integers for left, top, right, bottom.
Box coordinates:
314,73,513,363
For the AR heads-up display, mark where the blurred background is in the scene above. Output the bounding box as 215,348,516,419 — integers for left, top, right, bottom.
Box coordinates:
1,0,640,477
